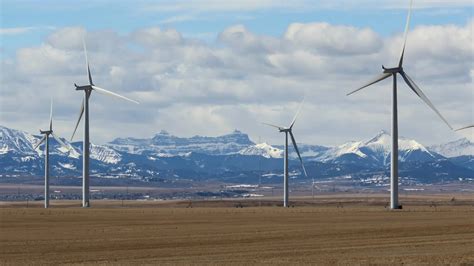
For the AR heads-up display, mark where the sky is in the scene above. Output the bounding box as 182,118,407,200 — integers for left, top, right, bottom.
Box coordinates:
0,0,473,146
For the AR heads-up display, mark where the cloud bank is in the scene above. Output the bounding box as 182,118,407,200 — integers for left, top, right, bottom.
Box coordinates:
1,20,472,146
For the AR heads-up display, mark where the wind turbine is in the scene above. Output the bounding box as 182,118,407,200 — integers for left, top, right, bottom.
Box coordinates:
33,100,70,208
456,125,473,131
346,0,452,209
263,100,307,207
71,39,139,207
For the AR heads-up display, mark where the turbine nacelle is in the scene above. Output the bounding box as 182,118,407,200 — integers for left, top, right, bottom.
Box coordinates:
74,84,93,91
382,65,403,74
40,130,52,135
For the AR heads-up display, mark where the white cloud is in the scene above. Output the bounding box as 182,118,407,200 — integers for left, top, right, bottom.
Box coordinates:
285,23,383,55
1,27,36,35
46,27,86,49
159,15,202,24
1,20,472,146
132,27,184,47
0,26,55,35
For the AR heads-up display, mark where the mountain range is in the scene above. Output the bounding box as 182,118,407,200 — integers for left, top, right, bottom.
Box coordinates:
0,125,473,186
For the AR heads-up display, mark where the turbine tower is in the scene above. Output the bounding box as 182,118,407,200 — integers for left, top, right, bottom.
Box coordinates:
263,100,307,207
71,39,139,207
347,0,452,209
33,100,70,208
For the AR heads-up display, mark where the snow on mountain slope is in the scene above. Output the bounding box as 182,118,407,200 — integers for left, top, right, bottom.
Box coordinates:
69,142,122,164
316,130,439,164
1,125,472,182
238,143,283,158
362,130,432,154
90,144,122,164
296,144,330,158
108,130,255,156
429,138,474,158
0,125,40,155
324,141,367,159
0,125,80,159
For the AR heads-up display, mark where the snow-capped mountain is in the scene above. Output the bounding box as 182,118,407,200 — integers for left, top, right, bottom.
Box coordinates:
69,142,122,164
1,125,472,185
0,125,121,173
0,125,41,156
429,138,474,158
314,130,443,166
108,129,254,156
238,143,283,158
0,125,78,158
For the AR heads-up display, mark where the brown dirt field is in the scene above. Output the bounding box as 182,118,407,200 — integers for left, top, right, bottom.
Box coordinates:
1,198,473,265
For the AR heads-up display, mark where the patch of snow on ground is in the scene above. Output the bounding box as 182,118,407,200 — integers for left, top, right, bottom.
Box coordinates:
58,162,76,170
226,184,259,189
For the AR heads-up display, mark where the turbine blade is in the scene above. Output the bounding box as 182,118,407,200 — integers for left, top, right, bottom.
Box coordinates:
401,71,453,130
49,98,53,131
33,135,46,150
399,0,413,67
289,98,305,129
83,38,93,85
312,181,322,191
52,133,70,151
456,125,474,131
289,131,307,177
71,98,85,141
262,122,284,130
91,85,139,104
347,73,391,96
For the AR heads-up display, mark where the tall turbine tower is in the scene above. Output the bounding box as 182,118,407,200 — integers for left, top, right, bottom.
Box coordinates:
33,100,70,208
71,39,139,207
347,0,452,209
263,100,307,207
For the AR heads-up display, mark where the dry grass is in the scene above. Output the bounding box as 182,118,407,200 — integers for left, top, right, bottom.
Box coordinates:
1,197,473,265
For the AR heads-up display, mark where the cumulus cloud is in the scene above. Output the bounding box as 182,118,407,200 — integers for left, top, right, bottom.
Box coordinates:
0,20,472,146
284,23,383,55
132,27,184,47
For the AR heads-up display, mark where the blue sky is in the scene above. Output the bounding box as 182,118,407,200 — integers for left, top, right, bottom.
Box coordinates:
1,1,473,145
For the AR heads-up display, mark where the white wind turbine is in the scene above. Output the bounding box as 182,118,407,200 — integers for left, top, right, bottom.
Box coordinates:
33,100,70,208
347,0,452,209
263,100,308,207
71,39,139,207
